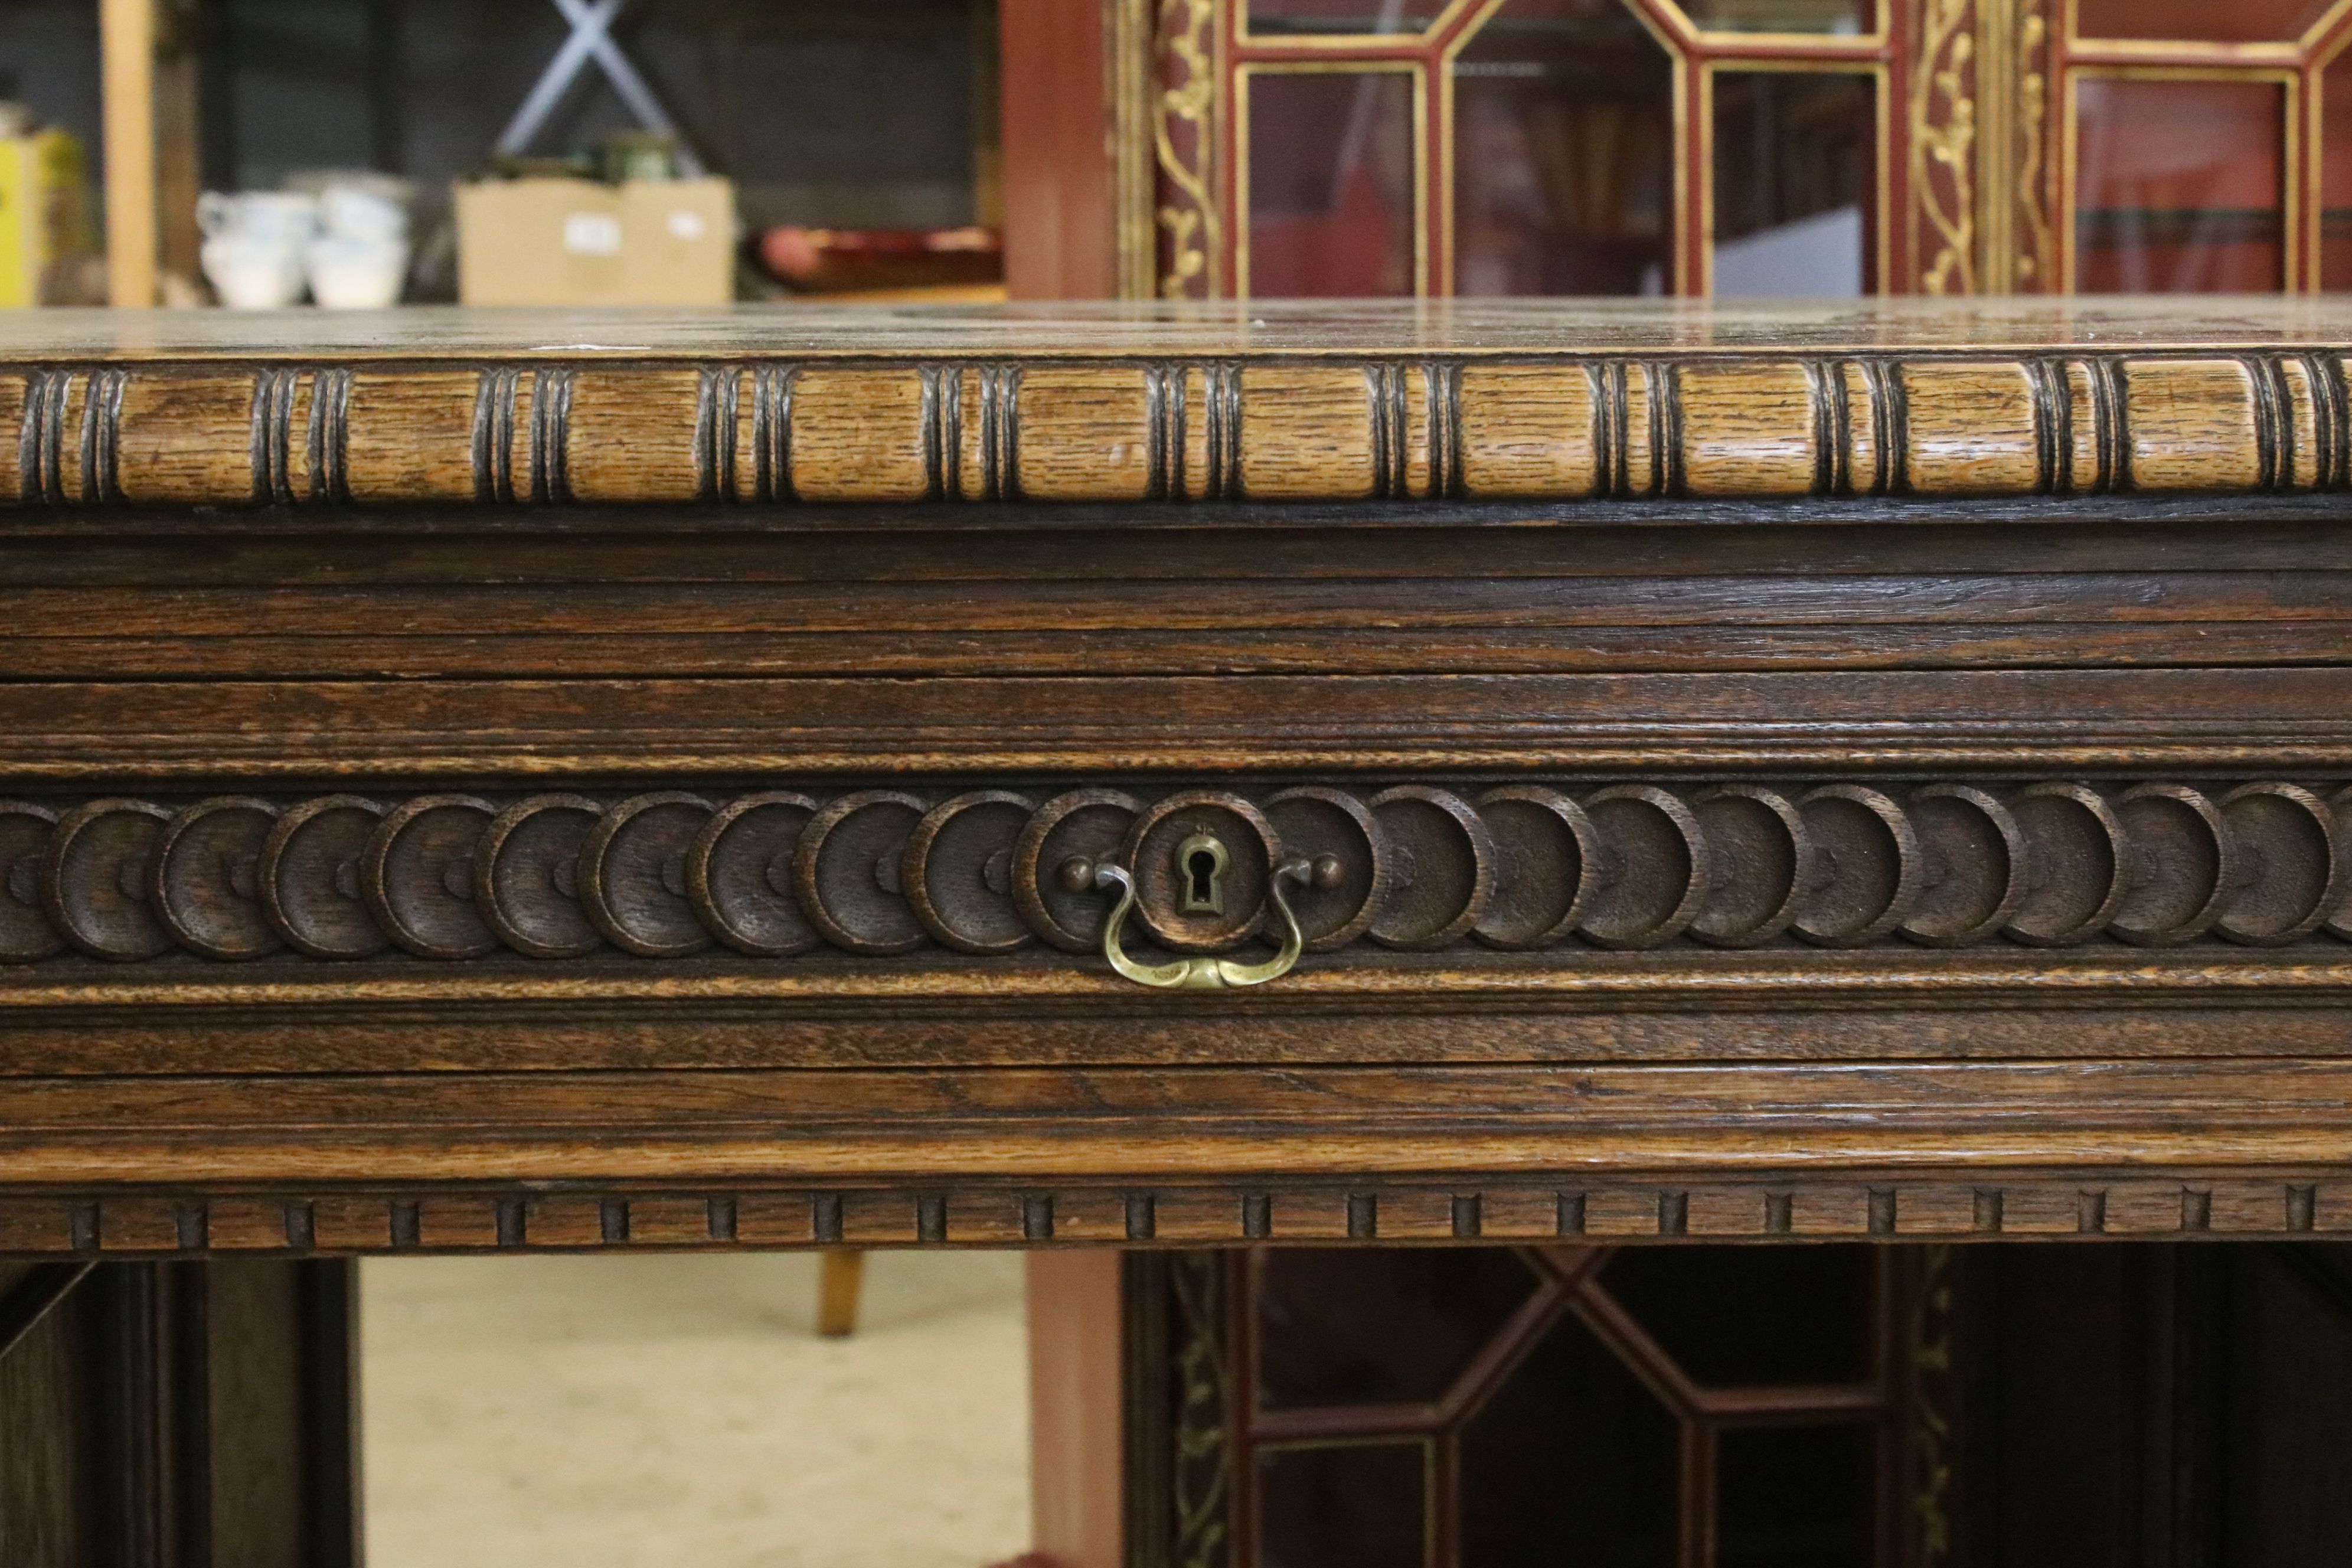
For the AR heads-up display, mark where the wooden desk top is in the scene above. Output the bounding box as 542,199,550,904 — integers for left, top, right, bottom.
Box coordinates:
2,299,2350,1259
8,297,2352,357
4,298,2346,510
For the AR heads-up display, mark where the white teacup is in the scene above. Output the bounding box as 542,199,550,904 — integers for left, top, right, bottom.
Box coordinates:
202,233,309,309
197,190,318,245
319,185,409,246
305,234,409,309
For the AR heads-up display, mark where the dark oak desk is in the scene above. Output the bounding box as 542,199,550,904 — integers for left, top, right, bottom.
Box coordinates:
2,298,2351,1560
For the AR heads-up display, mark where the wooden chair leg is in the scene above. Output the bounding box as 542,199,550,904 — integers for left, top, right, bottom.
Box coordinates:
817,1249,865,1337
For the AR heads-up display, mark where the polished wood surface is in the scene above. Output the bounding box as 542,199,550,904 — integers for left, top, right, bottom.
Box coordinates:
29,298,2352,357
0,300,2347,1256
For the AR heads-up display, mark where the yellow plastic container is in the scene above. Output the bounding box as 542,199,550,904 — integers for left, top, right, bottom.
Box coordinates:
0,129,95,308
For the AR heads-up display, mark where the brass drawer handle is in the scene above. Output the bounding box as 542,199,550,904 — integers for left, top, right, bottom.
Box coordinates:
1089,856,1312,989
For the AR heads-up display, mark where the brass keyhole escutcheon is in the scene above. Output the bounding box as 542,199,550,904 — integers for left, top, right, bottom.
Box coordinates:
1174,832,1231,916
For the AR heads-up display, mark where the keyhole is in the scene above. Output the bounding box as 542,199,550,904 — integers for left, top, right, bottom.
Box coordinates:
1173,832,1230,916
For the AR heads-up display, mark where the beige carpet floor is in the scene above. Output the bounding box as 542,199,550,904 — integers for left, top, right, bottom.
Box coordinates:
361,1252,1031,1568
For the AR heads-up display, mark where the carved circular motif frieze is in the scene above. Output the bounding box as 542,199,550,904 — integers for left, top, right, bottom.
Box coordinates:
1367,787,1493,951
262,796,391,960
0,802,64,962
1265,787,1385,952
1687,786,1805,949
47,798,175,961
1576,785,1705,950
582,792,716,959
1794,786,1919,948
795,790,929,956
365,795,501,961
154,796,282,961
1900,785,2024,949
2215,782,2338,946
6,778,2352,968
1013,789,1142,953
2331,785,2352,942
688,792,822,958
2109,784,2230,948
2005,783,2129,947
1121,790,1278,953
1472,786,1593,951
478,795,605,959
904,791,1037,956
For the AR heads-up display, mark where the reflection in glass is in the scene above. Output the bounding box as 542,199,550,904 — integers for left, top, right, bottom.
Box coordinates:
1717,1426,1876,1568
1675,0,1869,32
1249,0,1446,34
1711,71,1875,296
2075,77,2284,293
1453,0,1674,296
1599,1246,1871,1387
1459,1315,1680,1568
1256,1248,1539,1410
2325,53,2352,288
1259,1442,1430,1568
2075,0,2328,44
1247,70,1417,296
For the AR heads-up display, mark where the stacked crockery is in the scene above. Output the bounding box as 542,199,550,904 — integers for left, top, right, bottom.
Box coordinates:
306,179,412,309
197,190,317,308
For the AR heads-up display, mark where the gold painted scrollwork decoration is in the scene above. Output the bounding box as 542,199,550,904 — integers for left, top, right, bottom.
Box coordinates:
2013,0,2054,292
1908,1245,1957,1567
1155,0,1222,299
1170,1253,1235,1568
1912,0,1977,296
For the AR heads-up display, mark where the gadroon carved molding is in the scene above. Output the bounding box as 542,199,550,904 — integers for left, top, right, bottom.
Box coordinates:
0,350,2343,506
3,778,2346,968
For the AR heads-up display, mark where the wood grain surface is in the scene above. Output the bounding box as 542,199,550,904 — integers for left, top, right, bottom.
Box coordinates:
4,301,2351,508
6,304,2352,1253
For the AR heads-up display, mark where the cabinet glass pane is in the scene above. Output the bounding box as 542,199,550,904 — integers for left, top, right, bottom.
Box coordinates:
1717,1426,1876,1568
1256,1248,1540,1411
1673,0,1870,33
2075,0,2329,44
1598,1246,1871,1387
2325,54,2352,288
1246,71,1417,296
1459,1314,1680,1568
1249,0,1447,35
1259,1442,1429,1568
1453,0,1674,296
1711,71,1875,296
2075,77,2283,293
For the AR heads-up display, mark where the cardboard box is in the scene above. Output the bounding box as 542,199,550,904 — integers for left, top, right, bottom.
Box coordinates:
456,176,735,306
0,129,96,308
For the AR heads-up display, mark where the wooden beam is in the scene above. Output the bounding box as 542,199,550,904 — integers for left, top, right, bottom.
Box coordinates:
100,0,159,307
999,0,1116,299
154,0,202,296
1027,1250,1127,1568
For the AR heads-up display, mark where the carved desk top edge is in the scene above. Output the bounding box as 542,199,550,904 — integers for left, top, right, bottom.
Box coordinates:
9,298,2352,511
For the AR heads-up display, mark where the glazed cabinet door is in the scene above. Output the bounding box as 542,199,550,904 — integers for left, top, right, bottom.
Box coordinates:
0,1261,359,1568
1059,0,2352,300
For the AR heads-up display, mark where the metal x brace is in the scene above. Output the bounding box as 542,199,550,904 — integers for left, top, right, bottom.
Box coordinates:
494,0,707,177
